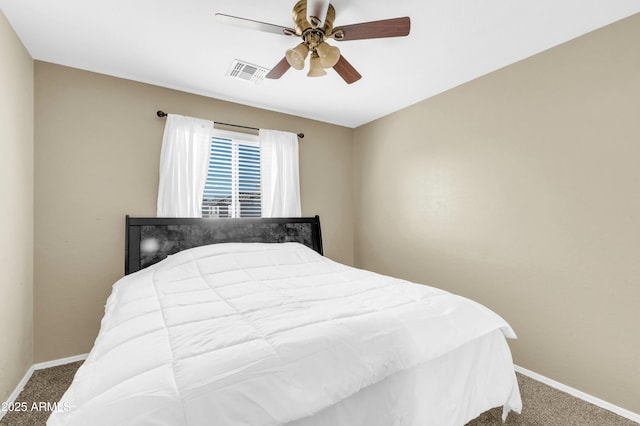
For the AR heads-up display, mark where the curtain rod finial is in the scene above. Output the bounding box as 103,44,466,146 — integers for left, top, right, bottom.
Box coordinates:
157,110,167,118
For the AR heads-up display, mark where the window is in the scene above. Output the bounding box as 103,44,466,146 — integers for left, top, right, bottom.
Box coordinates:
201,130,261,218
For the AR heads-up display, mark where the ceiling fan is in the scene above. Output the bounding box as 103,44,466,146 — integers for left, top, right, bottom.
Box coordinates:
215,0,410,84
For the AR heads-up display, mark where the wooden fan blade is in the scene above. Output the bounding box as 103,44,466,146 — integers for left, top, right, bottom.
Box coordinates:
215,13,296,36
333,55,362,84
265,57,291,79
332,17,410,41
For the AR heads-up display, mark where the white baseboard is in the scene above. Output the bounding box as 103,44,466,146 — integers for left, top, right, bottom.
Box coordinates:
0,353,88,422
32,353,88,371
515,364,640,423
0,364,35,422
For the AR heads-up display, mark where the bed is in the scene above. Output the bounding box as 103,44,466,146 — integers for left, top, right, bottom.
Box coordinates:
48,216,521,426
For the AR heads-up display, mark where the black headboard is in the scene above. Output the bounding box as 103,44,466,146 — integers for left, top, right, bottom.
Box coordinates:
125,215,323,275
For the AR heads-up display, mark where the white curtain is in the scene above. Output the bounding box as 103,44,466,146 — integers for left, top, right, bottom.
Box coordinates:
259,129,301,217
157,114,212,217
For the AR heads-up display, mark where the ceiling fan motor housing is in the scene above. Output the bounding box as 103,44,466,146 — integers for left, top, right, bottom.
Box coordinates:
287,0,340,73
292,0,335,37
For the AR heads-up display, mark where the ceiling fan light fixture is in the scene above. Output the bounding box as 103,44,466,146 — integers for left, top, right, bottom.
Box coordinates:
307,53,327,77
285,43,309,70
316,42,340,68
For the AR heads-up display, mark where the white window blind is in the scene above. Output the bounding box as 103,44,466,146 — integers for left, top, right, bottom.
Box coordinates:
202,130,261,218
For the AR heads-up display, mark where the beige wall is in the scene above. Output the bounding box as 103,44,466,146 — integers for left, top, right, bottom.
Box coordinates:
0,10,34,402
34,62,353,362
354,14,640,414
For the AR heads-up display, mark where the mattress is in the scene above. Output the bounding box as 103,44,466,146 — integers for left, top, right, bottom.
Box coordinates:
48,242,521,425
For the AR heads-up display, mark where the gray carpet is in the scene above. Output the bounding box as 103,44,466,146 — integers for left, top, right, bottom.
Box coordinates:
0,362,82,426
466,373,638,426
1,362,637,425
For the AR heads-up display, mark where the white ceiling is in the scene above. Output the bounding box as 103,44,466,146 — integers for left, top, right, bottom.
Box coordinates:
2,0,639,128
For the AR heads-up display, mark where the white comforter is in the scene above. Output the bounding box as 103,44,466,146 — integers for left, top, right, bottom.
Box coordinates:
49,242,520,426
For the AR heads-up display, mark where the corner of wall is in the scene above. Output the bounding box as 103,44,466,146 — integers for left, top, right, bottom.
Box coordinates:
0,8,35,403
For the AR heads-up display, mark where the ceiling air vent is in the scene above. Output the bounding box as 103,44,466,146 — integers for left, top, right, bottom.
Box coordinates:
226,60,268,84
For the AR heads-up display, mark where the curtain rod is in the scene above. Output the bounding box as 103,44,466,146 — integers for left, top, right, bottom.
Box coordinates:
156,110,304,139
